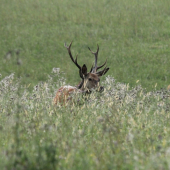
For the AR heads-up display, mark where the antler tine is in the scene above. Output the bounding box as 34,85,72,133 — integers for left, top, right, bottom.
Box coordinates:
88,44,99,73
64,41,76,65
96,66,110,76
99,66,107,75
74,55,81,69
64,41,83,79
97,59,107,71
90,64,94,73
103,67,109,75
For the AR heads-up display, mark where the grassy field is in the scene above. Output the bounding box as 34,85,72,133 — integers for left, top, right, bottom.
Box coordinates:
1,0,170,169
1,0,170,90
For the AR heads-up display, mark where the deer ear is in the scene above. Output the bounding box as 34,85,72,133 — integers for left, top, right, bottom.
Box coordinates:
81,64,87,75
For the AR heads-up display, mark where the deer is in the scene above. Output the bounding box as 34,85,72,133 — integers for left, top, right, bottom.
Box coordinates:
53,41,109,105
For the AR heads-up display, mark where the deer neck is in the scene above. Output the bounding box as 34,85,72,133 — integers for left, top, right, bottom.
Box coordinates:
77,79,84,89
80,79,90,92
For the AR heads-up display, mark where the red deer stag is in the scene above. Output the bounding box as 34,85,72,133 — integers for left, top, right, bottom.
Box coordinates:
54,41,109,105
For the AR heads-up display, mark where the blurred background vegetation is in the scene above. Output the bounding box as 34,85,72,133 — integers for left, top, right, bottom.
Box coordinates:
1,0,170,90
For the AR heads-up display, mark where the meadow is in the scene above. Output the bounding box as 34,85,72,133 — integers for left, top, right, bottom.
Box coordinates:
1,0,170,169
1,0,170,90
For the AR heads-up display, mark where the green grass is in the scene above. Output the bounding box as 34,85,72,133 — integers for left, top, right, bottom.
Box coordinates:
1,0,170,90
1,0,170,169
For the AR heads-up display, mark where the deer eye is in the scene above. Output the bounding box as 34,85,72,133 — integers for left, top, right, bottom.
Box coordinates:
89,78,92,81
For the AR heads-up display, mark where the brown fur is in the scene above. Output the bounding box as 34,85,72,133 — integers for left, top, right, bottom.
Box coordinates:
54,74,100,105
167,85,170,91
54,86,78,105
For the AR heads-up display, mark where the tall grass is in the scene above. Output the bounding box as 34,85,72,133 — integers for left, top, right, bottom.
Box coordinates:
0,71,170,169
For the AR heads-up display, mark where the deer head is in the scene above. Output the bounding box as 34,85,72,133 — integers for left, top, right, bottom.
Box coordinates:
64,41,109,92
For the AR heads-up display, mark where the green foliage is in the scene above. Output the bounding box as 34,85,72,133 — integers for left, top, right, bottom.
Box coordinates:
1,73,170,169
1,0,170,90
1,0,170,169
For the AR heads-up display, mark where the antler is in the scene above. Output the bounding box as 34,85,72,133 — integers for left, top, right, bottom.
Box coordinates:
96,66,109,76
88,45,107,73
64,41,83,79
